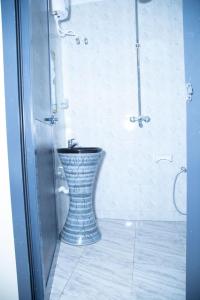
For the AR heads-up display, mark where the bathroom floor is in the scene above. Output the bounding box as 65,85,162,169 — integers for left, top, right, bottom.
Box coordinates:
50,220,186,300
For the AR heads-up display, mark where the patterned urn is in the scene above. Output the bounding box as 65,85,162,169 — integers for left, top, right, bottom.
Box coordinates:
57,147,103,246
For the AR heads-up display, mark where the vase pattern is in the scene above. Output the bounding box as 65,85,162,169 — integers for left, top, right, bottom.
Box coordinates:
58,151,103,246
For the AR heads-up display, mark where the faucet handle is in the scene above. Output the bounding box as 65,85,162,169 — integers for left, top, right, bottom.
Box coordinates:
68,138,78,148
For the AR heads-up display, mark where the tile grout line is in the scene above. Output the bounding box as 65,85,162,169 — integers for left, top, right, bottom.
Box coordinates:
131,221,138,295
58,246,86,300
98,218,186,223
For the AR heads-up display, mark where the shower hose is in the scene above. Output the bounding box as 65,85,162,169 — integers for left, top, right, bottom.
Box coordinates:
173,167,187,215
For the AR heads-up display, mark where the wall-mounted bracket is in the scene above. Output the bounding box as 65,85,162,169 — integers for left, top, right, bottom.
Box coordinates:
52,13,88,45
53,13,77,38
51,0,81,42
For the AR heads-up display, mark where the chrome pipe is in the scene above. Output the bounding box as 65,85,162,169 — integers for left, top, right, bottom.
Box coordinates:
135,0,142,117
130,0,151,128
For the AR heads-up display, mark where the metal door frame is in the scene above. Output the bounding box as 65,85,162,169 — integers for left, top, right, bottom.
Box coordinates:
1,0,48,298
183,0,200,299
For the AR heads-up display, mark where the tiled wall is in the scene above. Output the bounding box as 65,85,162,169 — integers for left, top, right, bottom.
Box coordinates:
55,0,186,221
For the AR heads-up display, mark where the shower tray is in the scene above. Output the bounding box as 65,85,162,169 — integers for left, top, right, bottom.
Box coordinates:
57,147,103,246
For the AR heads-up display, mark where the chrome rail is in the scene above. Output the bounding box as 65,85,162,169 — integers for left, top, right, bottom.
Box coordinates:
130,0,150,128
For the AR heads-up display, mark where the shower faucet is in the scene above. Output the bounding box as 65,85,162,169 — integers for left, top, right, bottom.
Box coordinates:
68,138,78,148
130,115,151,128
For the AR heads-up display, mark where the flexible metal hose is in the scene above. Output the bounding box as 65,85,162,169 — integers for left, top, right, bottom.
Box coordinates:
173,167,187,215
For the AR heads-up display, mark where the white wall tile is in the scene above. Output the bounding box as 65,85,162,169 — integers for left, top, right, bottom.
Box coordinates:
57,0,186,221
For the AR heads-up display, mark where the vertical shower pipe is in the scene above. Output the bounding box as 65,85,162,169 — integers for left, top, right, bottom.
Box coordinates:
130,0,151,128
135,0,142,124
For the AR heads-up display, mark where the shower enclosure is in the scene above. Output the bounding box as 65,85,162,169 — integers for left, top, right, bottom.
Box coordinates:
1,0,200,299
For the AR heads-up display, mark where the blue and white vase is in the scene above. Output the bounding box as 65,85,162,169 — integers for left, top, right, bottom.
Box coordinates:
58,148,103,246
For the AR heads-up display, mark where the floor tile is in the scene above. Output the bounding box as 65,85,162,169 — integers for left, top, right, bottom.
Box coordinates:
134,221,186,271
132,263,185,300
60,220,135,300
60,263,133,300
50,243,84,299
50,220,186,300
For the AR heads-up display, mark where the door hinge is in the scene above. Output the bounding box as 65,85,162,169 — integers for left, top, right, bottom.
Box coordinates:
186,82,193,103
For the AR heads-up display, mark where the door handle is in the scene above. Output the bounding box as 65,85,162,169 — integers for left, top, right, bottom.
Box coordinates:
44,115,58,125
